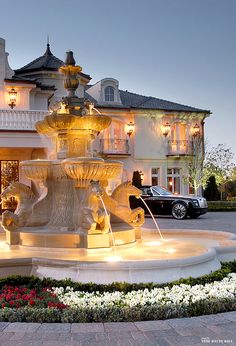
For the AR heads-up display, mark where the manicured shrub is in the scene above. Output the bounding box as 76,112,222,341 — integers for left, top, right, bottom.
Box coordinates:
207,201,236,211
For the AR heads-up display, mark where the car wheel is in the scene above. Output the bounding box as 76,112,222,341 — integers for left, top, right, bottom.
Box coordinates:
171,202,187,220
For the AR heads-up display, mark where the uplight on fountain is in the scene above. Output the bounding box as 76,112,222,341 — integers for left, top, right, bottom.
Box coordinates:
1,49,236,284
106,256,123,262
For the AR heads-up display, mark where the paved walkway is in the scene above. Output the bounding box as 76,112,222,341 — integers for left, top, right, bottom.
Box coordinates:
0,312,236,345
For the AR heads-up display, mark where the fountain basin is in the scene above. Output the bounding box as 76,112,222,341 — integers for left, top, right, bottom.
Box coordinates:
1,229,236,284
5,223,136,248
62,157,123,187
20,160,52,181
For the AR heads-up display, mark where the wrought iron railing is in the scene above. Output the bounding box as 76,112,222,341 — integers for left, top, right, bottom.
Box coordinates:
167,140,193,156
0,110,48,130
100,138,130,155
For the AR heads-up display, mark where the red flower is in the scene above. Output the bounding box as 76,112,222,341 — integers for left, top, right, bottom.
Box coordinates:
29,300,35,306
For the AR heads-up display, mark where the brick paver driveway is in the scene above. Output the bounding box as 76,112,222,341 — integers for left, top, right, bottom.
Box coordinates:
0,212,236,345
0,313,236,346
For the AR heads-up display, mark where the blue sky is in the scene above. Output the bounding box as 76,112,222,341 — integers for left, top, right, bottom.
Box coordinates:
1,0,236,159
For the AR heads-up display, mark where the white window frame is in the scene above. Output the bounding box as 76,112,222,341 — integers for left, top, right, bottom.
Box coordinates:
104,86,115,102
151,167,160,186
167,168,181,194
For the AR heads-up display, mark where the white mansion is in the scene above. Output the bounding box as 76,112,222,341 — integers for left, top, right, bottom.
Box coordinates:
0,37,210,212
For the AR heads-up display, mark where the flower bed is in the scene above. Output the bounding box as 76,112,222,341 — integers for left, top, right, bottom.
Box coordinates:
0,285,67,310
0,262,236,322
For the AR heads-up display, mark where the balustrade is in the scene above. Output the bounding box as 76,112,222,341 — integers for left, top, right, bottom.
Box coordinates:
100,138,130,155
167,140,193,156
0,110,48,130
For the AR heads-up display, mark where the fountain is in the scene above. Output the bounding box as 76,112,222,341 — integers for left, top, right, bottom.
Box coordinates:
1,51,236,284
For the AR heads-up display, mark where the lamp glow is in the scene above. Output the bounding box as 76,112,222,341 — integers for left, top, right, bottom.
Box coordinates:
125,122,135,136
161,122,171,137
165,248,176,254
8,88,17,109
106,256,122,262
145,241,162,246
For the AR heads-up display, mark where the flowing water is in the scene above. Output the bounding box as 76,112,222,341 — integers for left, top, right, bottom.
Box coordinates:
99,196,119,258
139,196,164,240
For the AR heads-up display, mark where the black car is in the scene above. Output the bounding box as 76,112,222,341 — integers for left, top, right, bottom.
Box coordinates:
130,185,208,220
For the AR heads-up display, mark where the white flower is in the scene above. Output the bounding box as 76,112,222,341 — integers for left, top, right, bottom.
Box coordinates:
49,273,236,310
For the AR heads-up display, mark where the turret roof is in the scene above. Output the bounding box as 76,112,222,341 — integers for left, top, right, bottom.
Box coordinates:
15,44,64,73
14,44,91,80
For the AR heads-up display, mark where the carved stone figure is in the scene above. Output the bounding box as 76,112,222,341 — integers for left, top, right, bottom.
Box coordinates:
80,181,110,234
1,182,37,231
100,181,145,227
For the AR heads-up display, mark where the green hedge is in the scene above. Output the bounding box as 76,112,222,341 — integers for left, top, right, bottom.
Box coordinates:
0,261,235,293
0,298,236,323
207,201,236,211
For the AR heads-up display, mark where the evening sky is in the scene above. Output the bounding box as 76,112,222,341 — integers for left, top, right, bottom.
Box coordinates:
0,0,235,160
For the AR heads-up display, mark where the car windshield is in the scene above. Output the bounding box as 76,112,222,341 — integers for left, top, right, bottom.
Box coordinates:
152,186,173,196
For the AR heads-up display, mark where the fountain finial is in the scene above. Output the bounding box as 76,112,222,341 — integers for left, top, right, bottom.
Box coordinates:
65,51,76,66
59,51,82,98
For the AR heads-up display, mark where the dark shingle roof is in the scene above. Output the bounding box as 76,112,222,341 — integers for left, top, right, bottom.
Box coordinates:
15,44,64,73
15,44,91,80
5,76,56,91
119,90,210,113
85,86,210,113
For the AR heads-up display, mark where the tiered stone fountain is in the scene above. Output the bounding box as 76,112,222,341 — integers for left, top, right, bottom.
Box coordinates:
1,51,236,284
1,51,144,250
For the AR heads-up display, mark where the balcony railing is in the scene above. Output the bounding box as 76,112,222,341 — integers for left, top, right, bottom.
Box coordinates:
100,138,130,155
0,110,48,130
167,140,193,156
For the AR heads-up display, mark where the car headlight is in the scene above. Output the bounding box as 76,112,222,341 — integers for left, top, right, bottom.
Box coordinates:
192,200,199,207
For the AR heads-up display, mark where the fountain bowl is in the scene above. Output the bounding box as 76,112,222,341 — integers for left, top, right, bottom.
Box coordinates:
20,160,52,181
1,229,236,284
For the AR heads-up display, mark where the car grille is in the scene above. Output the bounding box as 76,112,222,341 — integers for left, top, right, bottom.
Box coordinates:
198,198,208,208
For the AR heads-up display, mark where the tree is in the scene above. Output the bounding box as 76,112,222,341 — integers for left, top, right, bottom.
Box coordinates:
132,171,142,188
204,144,235,199
204,144,235,187
182,136,208,195
204,175,220,201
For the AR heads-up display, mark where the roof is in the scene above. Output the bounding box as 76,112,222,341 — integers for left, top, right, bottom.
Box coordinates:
85,86,210,113
15,44,91,80
15,44,64,73
5,76,55,91
5,76,36,85
119,90,210,113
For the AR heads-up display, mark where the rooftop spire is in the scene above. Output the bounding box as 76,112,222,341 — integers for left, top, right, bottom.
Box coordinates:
44,35,53,56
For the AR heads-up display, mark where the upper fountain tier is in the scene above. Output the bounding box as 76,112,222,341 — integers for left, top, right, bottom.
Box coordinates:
35,51,111,159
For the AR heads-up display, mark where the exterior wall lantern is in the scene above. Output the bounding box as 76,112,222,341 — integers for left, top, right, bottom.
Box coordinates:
192,123,200,137
161,122,171,137
125,121,135,136
8,88,17,109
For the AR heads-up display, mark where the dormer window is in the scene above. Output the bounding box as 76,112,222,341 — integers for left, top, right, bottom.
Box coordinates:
104,86,115,102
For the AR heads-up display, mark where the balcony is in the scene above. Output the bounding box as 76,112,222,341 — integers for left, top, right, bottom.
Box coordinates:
0,110,48,131
167,140,193,156
99,138,131,156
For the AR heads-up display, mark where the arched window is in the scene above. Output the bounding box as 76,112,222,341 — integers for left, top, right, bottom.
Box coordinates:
104,86,115,102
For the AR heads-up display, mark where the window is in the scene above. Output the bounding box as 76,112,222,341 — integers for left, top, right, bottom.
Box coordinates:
0,160,19,212
151,168,160,186
167,168,181,194
104,86,115,102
